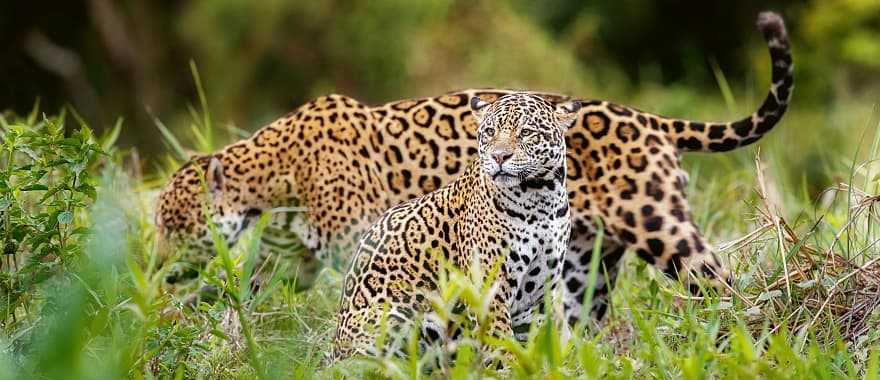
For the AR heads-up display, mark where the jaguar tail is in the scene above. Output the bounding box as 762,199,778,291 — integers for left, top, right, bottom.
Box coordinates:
662,11,793,153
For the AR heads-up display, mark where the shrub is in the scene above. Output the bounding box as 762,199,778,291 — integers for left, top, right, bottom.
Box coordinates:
0,107,117,323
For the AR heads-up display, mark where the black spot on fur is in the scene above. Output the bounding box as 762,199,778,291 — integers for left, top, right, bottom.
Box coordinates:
643,216,663,232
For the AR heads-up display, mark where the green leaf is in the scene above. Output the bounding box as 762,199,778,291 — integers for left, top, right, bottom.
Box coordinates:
100,118,123,153
12,225,30,241
71,160,87,175
0,198,10,212
17,146,40,161
57,137,82,147
450,344,474,378
78,124,93,142
867,350,879,380
23,99,40,126
21,184,48,191
76,183,97,200
29,233,50,250
38,186,63,203
57,211,73,224
153,115,190,162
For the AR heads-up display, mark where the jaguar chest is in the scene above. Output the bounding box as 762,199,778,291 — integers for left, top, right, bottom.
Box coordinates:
499,204,570,316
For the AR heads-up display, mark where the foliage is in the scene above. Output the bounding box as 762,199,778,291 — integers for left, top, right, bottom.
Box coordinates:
0,106,116,325
798,0,880,100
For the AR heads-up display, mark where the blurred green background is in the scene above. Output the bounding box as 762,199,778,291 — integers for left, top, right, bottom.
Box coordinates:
1,0,879,160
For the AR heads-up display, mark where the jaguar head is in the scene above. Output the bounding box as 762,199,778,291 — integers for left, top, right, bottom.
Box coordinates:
470,93,581,188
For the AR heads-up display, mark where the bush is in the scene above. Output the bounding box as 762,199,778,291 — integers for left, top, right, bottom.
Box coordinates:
0,107,116,323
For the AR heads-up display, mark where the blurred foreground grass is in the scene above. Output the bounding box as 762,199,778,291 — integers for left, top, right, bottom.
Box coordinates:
0,79,879,379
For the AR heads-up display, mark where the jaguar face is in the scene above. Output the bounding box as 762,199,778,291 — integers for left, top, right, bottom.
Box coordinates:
470,93,581,188
155,155,263,278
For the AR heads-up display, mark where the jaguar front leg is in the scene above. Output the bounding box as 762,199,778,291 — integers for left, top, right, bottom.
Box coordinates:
561,223,626,327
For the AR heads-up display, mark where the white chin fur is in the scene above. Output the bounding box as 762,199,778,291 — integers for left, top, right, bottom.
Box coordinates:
492,174,521,187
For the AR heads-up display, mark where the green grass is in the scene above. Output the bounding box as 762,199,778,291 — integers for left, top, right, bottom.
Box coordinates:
0,85,879,379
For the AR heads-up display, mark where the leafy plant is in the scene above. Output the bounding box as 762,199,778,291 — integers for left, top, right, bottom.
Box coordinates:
0,106,117,323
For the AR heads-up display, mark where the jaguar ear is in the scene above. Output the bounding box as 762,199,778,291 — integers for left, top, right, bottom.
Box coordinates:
205,156,225,196
554,100,582,129
470,96,492,124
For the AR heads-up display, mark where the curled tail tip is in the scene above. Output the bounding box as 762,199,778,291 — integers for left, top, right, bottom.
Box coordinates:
757,11,789,45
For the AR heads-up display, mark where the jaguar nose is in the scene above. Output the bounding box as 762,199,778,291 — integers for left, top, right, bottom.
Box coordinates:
492,152,513,165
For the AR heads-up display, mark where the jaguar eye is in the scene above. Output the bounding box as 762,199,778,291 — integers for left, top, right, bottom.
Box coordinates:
520,129,534,138
483,127,496,137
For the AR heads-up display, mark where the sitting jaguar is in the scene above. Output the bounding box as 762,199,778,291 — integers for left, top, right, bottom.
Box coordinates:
155,12,792,322
333,93,580,359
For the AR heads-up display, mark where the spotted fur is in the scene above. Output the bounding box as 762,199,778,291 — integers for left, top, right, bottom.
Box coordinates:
333,93,579,359
155,12,793,324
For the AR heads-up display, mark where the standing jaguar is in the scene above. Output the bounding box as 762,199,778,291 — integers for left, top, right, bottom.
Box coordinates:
333,93,580,359
155,12,792,322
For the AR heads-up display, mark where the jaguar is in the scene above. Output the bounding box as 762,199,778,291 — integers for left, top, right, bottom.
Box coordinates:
155,11,792,322
333,93,580,359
